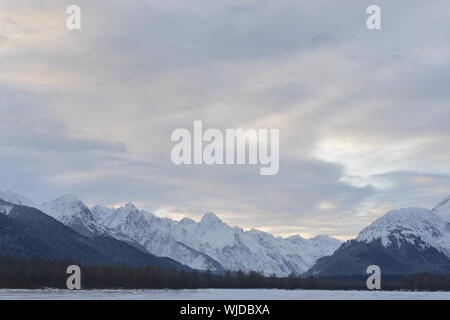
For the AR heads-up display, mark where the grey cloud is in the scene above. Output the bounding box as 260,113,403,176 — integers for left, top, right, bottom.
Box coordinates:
0,0,449,239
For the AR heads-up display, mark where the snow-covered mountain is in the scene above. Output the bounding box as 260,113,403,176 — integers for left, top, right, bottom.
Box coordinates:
433,195,450,221
3,190,450,277
0,199,188,270
306,197,450,276
0,190,36,207
1,191,339,275
357,207,450,257
91,204,224,271
40,194,111,238
91,205,341,276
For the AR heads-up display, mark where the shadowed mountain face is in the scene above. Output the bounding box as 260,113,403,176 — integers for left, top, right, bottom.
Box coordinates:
4,190,450,277
40,194,112,238
305,238,450,276
0,200,188,270
0,191,342,276
306,204,450,276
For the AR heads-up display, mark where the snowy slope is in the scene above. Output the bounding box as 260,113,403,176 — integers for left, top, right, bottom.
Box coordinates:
172,213,340,275
4,288,450,300
0,199,189,270
356,207,450,257
39,194,112,238
0,191,37,216
4,191,450,277
0,191,36,207
92,206,341,276
91,204,225,271
0,191,342,275
433,195,450,221
306,196,450,276
0,201,14,215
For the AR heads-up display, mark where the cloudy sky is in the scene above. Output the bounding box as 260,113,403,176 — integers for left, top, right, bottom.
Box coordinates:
1,0,449,240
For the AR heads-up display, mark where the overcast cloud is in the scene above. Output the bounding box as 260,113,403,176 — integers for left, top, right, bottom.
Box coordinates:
1,0,449,239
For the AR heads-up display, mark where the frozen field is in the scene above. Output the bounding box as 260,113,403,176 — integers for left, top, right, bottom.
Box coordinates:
1,289,450,300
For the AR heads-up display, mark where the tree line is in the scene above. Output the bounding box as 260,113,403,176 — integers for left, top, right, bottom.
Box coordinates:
1,256,449,291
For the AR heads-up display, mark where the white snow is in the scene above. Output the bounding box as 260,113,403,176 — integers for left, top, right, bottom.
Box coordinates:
0,190,36,207
0,203,14,215
433,195,450,221
0,191,343,276
4,190,450,277
0,289,449,300
357,207,450,257
39,194,111,237
90,205,341,276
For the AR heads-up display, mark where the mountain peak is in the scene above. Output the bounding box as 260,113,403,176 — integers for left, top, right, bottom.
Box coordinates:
310,235,342,246
433,195,450,210
40,194,90,219
247,228,266,235
433,195,450,221
0,190,35,207
200,212,223,225
40,195,111,237
52,194,85,205
118,202,139,213
125,202,137,209
288,235,306,242
180,217,196,225
357,207,449,250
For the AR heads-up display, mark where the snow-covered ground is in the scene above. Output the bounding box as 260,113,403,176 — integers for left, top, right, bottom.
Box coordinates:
1,289,450,300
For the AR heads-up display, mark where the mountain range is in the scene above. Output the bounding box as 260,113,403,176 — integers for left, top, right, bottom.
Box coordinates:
306,197,450,276
0,198,186,270
0,190,340,276
1,190,450,277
